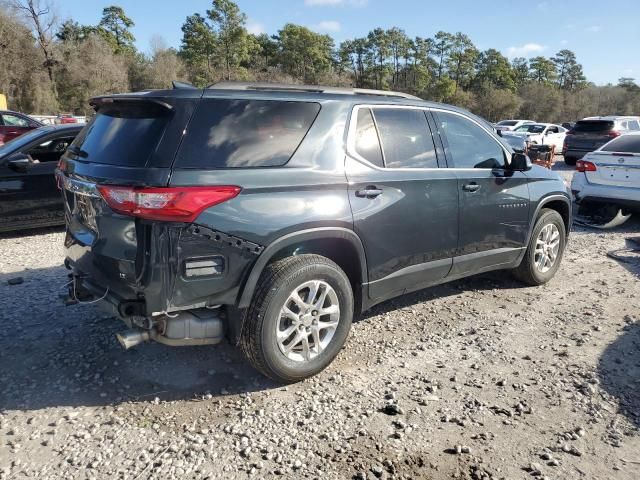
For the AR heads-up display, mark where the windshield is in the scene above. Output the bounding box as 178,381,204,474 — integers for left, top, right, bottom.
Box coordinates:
0,127,53,158
497,120,517,126
514,124,545,133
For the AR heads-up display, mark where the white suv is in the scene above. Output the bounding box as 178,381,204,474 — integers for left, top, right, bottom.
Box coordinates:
571,133,640,213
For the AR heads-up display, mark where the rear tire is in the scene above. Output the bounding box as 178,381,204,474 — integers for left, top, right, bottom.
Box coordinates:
240,254,353,383
564,156,577,166
513,209,566,286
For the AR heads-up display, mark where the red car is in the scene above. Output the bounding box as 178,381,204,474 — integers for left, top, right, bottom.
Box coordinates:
57,114,78,124
0,110,43,145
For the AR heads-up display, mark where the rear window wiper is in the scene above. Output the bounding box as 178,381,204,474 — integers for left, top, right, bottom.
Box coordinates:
68,145,89,158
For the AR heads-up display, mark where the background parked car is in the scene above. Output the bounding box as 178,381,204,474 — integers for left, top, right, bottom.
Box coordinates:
494,119,536,132
509,123,567,153
563,116,640,165
0,110,43,145
56,114,78,124
0,124,82,232
571,132,640,214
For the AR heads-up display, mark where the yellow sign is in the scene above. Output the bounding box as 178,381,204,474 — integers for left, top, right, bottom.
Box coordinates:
0,94,6,110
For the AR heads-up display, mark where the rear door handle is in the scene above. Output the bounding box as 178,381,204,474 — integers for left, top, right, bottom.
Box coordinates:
355,187,383,198
462,182,481,192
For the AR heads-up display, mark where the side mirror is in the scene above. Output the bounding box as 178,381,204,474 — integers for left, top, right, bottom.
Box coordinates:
509,152,532,171
7,153,32,173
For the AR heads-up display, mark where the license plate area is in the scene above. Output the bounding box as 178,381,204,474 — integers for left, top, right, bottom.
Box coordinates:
602,167,638,183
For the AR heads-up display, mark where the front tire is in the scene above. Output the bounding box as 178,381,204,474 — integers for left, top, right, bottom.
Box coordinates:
513,209,566,286
240,254,353,383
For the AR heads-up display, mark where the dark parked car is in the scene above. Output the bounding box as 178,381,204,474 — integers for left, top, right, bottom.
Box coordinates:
0,124,82,232
0,110,44,145
563,116,640,165
58,82,571,382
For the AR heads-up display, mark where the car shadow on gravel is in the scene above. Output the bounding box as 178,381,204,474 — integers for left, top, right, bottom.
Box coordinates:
360,269,528,320
0,264,278,412
597,320,640,429
0,225,64,240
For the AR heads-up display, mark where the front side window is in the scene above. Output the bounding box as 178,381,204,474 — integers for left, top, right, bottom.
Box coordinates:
2,114,29,127
176,99,321,168
372,108,438,168
628,120,640,130
438,111,505,169
354,108,383,167
27,136,76,163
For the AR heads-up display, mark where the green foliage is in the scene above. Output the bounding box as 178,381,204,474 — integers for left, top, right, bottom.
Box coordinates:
179,14,217,86
276,24,334,84
2,0,636,123
207,0,249,81
97,5,136,55
529,56,557,84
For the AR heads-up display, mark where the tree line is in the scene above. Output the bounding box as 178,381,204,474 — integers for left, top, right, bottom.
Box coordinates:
1,0,639,122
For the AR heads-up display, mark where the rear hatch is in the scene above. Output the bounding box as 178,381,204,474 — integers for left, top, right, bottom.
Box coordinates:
59,92,201,313
566,120,616,151
585,135,640,187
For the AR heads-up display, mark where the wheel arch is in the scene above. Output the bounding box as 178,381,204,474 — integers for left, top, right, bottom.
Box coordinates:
228,228,368,345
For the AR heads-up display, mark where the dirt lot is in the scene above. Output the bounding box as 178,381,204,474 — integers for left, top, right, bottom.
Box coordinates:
1,163,639,480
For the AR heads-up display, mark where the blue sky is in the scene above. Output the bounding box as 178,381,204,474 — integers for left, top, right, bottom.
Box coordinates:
58,0,640,85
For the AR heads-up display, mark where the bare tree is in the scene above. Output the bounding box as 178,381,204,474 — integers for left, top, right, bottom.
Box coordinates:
8,0,57,86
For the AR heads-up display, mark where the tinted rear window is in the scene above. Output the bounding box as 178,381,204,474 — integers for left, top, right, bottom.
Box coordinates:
175,99,320,168
70,102,169,167
601,135,640,153
574,120,614,133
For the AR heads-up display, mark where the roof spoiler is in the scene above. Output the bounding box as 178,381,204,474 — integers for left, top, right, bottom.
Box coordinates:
208,81,421,100
89,96,173,112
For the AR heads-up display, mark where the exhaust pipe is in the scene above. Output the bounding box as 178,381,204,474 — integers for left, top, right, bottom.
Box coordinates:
116,329,150,350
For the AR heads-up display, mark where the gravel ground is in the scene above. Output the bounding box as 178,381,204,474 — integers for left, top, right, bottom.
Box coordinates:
1,163,639,480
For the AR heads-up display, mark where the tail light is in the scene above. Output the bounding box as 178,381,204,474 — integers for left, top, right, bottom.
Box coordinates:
97,185,241,222
576,160,597,172
608,130,621,138
565,130,575,135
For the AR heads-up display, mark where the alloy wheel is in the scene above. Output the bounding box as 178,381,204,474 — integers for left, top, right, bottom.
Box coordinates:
276,280,340,362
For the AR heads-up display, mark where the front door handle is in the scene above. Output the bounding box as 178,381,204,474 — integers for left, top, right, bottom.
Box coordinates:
462,182,481,192
355,187,383,198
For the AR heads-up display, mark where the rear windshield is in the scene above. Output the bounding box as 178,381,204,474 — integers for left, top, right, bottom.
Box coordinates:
69,102,169,167
574,120,614,133
175,99,320,168
601,135,640,153
497,120,517,126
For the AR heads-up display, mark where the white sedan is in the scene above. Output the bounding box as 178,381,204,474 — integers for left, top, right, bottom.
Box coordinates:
510,123,568,154
571,132,640,214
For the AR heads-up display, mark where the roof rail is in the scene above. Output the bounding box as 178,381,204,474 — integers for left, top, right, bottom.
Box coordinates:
208,82,421,100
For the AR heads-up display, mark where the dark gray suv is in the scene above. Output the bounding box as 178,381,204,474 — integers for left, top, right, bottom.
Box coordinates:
57,82,571,382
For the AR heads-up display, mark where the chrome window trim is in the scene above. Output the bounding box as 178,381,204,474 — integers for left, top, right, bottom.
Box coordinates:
430,107,512,168
346,104,442,172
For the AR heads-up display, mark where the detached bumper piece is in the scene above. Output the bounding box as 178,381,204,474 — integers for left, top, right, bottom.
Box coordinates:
117,308,226,349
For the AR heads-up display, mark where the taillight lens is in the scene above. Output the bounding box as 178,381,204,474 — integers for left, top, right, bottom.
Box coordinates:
576,160,597,172
608,130,621,138
97,185,241,222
